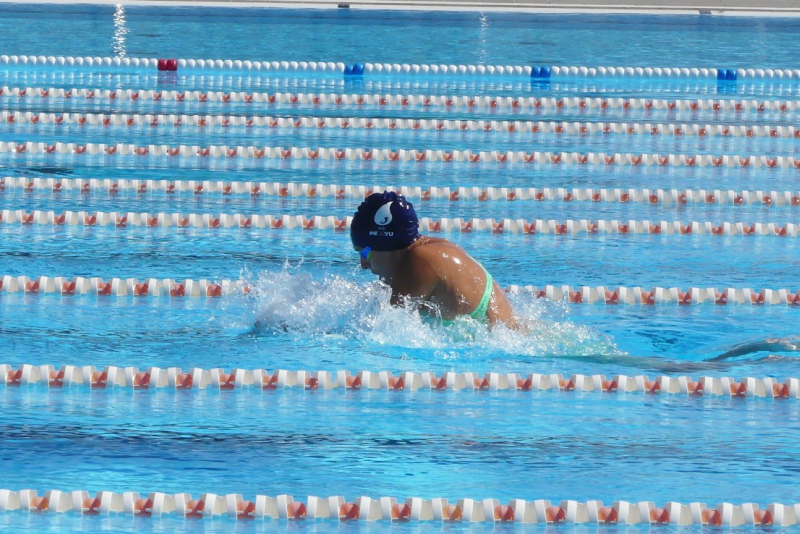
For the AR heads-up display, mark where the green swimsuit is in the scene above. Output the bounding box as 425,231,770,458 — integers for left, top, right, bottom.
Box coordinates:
441,264,493,325
468,265,493,321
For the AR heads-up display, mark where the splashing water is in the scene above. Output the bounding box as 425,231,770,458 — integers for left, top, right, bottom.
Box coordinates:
245,266,623,363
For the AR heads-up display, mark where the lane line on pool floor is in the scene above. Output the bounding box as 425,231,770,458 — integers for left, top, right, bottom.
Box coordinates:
5,177,799,207
3,275,800,305
2,141,800,168
3,209,800,237
4,366,800,397
4,85,800,115
6,110,800,139
0,489,792,525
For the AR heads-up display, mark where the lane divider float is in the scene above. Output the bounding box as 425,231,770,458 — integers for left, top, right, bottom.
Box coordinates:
5,110,800,139
350,62,800,81
2,140,800,168
4,177,799,207
0,489,793,525
0,55,345,74
0,276,244,297
2,85,800,114
4,54,800,81
2,276,799,305
4,366,800,396
2,209,800,237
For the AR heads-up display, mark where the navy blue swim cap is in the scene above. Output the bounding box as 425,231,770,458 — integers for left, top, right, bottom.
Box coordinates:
350,191,421,251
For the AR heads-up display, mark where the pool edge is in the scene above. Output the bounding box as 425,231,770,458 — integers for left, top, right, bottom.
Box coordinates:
3,0,800,17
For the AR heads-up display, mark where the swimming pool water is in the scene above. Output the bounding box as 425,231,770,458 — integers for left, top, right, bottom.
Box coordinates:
2,4,800,532
3,388,800,504
4,4,800,67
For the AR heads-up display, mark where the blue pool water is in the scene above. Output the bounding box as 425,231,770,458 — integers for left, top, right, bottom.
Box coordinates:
2,4,800,533
2,4,800,67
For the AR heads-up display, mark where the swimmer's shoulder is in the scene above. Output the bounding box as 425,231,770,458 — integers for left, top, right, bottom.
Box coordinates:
399,238,453,277
414,235,448,247
410,236,463,256
406,238,477,275
417,237,476,263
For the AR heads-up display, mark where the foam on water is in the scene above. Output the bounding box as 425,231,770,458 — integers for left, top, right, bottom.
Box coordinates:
244,264,623,363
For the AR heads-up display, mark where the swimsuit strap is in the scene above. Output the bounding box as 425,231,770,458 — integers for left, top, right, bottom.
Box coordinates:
468,265,493,321
440,259,493,325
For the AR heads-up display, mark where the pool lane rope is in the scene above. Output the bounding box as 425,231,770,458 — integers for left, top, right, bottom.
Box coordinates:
2,275,799,305
0,489,794,525
3,54,800,81
2,140,800,168
5,366,800,397
5,177,799,207
5,110,800,139
0,276,244,297
2,209,800,237
4,85,800,114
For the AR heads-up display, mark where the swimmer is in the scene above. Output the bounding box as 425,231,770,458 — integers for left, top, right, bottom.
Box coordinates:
351,191,518,329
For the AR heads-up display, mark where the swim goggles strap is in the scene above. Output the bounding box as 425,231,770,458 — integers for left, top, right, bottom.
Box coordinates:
359,246,372,261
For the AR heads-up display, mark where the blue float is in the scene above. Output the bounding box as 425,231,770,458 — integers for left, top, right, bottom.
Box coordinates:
717,68,737,82
726,69,738,81
353,63,364,76
531,66,551,79
343,64,354,76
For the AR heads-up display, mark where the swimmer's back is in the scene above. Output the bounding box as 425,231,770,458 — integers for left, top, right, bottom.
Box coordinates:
394,237,517,328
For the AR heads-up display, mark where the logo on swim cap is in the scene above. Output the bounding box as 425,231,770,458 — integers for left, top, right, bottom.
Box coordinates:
374,202,393,226
351,191,420,252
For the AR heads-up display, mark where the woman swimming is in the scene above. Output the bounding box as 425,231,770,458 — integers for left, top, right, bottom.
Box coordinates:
350,191,518,329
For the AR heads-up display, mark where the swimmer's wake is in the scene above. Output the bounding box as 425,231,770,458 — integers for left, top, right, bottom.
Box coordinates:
226,267,800,374
710,337,800,361
246,267,623,359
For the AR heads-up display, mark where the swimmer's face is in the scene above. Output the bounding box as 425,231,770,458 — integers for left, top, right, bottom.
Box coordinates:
354,246,393,280
354,246,372,270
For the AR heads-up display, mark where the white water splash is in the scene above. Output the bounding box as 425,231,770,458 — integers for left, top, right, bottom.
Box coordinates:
243,265,622,361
